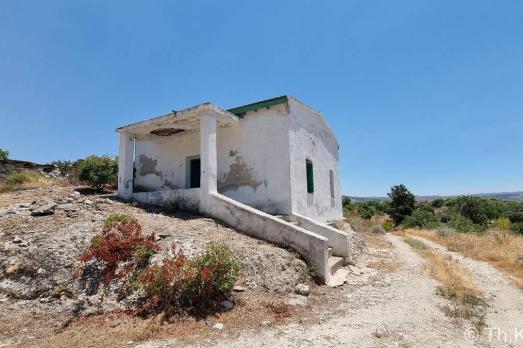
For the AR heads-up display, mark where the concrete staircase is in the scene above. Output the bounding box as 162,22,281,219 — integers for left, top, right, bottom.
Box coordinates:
275,214,347,276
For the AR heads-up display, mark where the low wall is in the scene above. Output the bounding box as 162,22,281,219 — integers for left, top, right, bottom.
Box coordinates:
292,213,349,259
133,188,200,210
208,192,330,281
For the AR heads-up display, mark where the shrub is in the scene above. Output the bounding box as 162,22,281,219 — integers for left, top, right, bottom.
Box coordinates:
78,155,118,190
138,242,240,316
401,208,439,229
432,198,445,208
79,215,159,284
511,222,523,235
387,184,416,225
0,148,8,160
0,171,46,193
448,214,480,234
358,202,377,219
508,211,523,224
372,225,386,234
382,220,394,232
494,217,511,231
342,197,354,213
447,196,501,226
438,212,450,223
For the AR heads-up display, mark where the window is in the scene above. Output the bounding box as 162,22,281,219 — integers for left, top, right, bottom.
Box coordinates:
329,169,335,198
306,159,314,193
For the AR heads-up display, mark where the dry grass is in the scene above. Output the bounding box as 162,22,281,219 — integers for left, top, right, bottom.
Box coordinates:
347,214,392,249
406,228,523,289
403,237,481,296
12,292,308,347
403,237,487,330
0,171,49,193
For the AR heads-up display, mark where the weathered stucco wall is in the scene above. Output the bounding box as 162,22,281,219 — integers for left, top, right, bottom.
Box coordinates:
134,130,200,192
288,98,343,222
132,188,200,210
217,103,292,215
132,106,292,215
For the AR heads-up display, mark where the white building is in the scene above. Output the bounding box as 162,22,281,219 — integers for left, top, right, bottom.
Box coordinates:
117,96,350,282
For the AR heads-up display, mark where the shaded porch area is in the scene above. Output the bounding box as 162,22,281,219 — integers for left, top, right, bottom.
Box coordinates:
116,103,241,212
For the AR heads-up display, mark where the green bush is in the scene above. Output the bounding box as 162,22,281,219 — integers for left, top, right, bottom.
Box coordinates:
191,242,241,299
357,202,377,219
446,196,501,226
511,222,523,234
387,184,416,225
401,208,439,229
78,155,118,190
0,148,8,161
508,211,523,223
381,220,394,232
447,214,481,233
431,198,445,208
138,242,240,316
437,211,450,223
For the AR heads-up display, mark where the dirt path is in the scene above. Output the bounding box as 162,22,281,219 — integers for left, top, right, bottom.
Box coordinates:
411,235,523,347
176,234,480,347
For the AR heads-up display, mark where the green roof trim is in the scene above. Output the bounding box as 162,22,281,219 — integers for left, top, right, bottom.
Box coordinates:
227,96,288,116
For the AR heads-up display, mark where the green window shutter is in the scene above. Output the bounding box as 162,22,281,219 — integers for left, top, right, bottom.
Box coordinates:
306,160,314,193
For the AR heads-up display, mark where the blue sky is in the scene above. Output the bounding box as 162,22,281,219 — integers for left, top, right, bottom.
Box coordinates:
1,1,522,196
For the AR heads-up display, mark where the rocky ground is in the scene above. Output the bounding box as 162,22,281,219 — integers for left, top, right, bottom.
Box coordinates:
3,185,522,347
0,185,366,347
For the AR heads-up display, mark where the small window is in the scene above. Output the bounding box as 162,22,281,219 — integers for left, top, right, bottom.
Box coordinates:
306,159,314,194
329,169,335,198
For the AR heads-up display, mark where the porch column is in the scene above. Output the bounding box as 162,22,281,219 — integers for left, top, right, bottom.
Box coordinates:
199,113,217,213
118,131,134,199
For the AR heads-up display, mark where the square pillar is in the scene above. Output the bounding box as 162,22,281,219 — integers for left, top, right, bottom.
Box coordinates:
199,113,217,213
118,131,134,199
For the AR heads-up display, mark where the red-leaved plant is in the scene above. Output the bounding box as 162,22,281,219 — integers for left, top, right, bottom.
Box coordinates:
79,214,159,284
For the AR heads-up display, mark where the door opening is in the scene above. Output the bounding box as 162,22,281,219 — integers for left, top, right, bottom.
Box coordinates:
189,158,201,188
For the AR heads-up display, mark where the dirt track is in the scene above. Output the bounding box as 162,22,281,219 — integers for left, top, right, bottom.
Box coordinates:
178,234,523,348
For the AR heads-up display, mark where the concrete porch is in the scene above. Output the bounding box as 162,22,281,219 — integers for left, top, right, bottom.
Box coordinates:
116,102,241,212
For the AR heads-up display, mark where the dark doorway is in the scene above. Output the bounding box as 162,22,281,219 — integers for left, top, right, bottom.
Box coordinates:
189,158,201,188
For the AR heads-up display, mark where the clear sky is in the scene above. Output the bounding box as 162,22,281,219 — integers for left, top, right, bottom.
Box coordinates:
1,1,522,197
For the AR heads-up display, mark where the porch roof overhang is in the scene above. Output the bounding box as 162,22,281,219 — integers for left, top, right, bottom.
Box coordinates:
115,102,241,136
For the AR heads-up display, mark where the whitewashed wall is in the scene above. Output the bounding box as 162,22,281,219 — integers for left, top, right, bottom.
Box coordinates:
288,99,343,222
134,130,200,192
133,105,292,215
217,104,292,215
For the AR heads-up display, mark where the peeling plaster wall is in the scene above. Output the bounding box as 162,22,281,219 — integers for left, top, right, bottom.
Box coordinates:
288,99,343,222
132,106,292,216
217,104,292,215
132,99,340,220
134,130,200,192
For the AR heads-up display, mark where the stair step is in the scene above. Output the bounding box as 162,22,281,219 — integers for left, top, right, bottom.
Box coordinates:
328,247,333,258
328,256,344,274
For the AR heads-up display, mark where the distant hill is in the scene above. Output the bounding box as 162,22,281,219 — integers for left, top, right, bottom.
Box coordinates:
347,191,523,203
